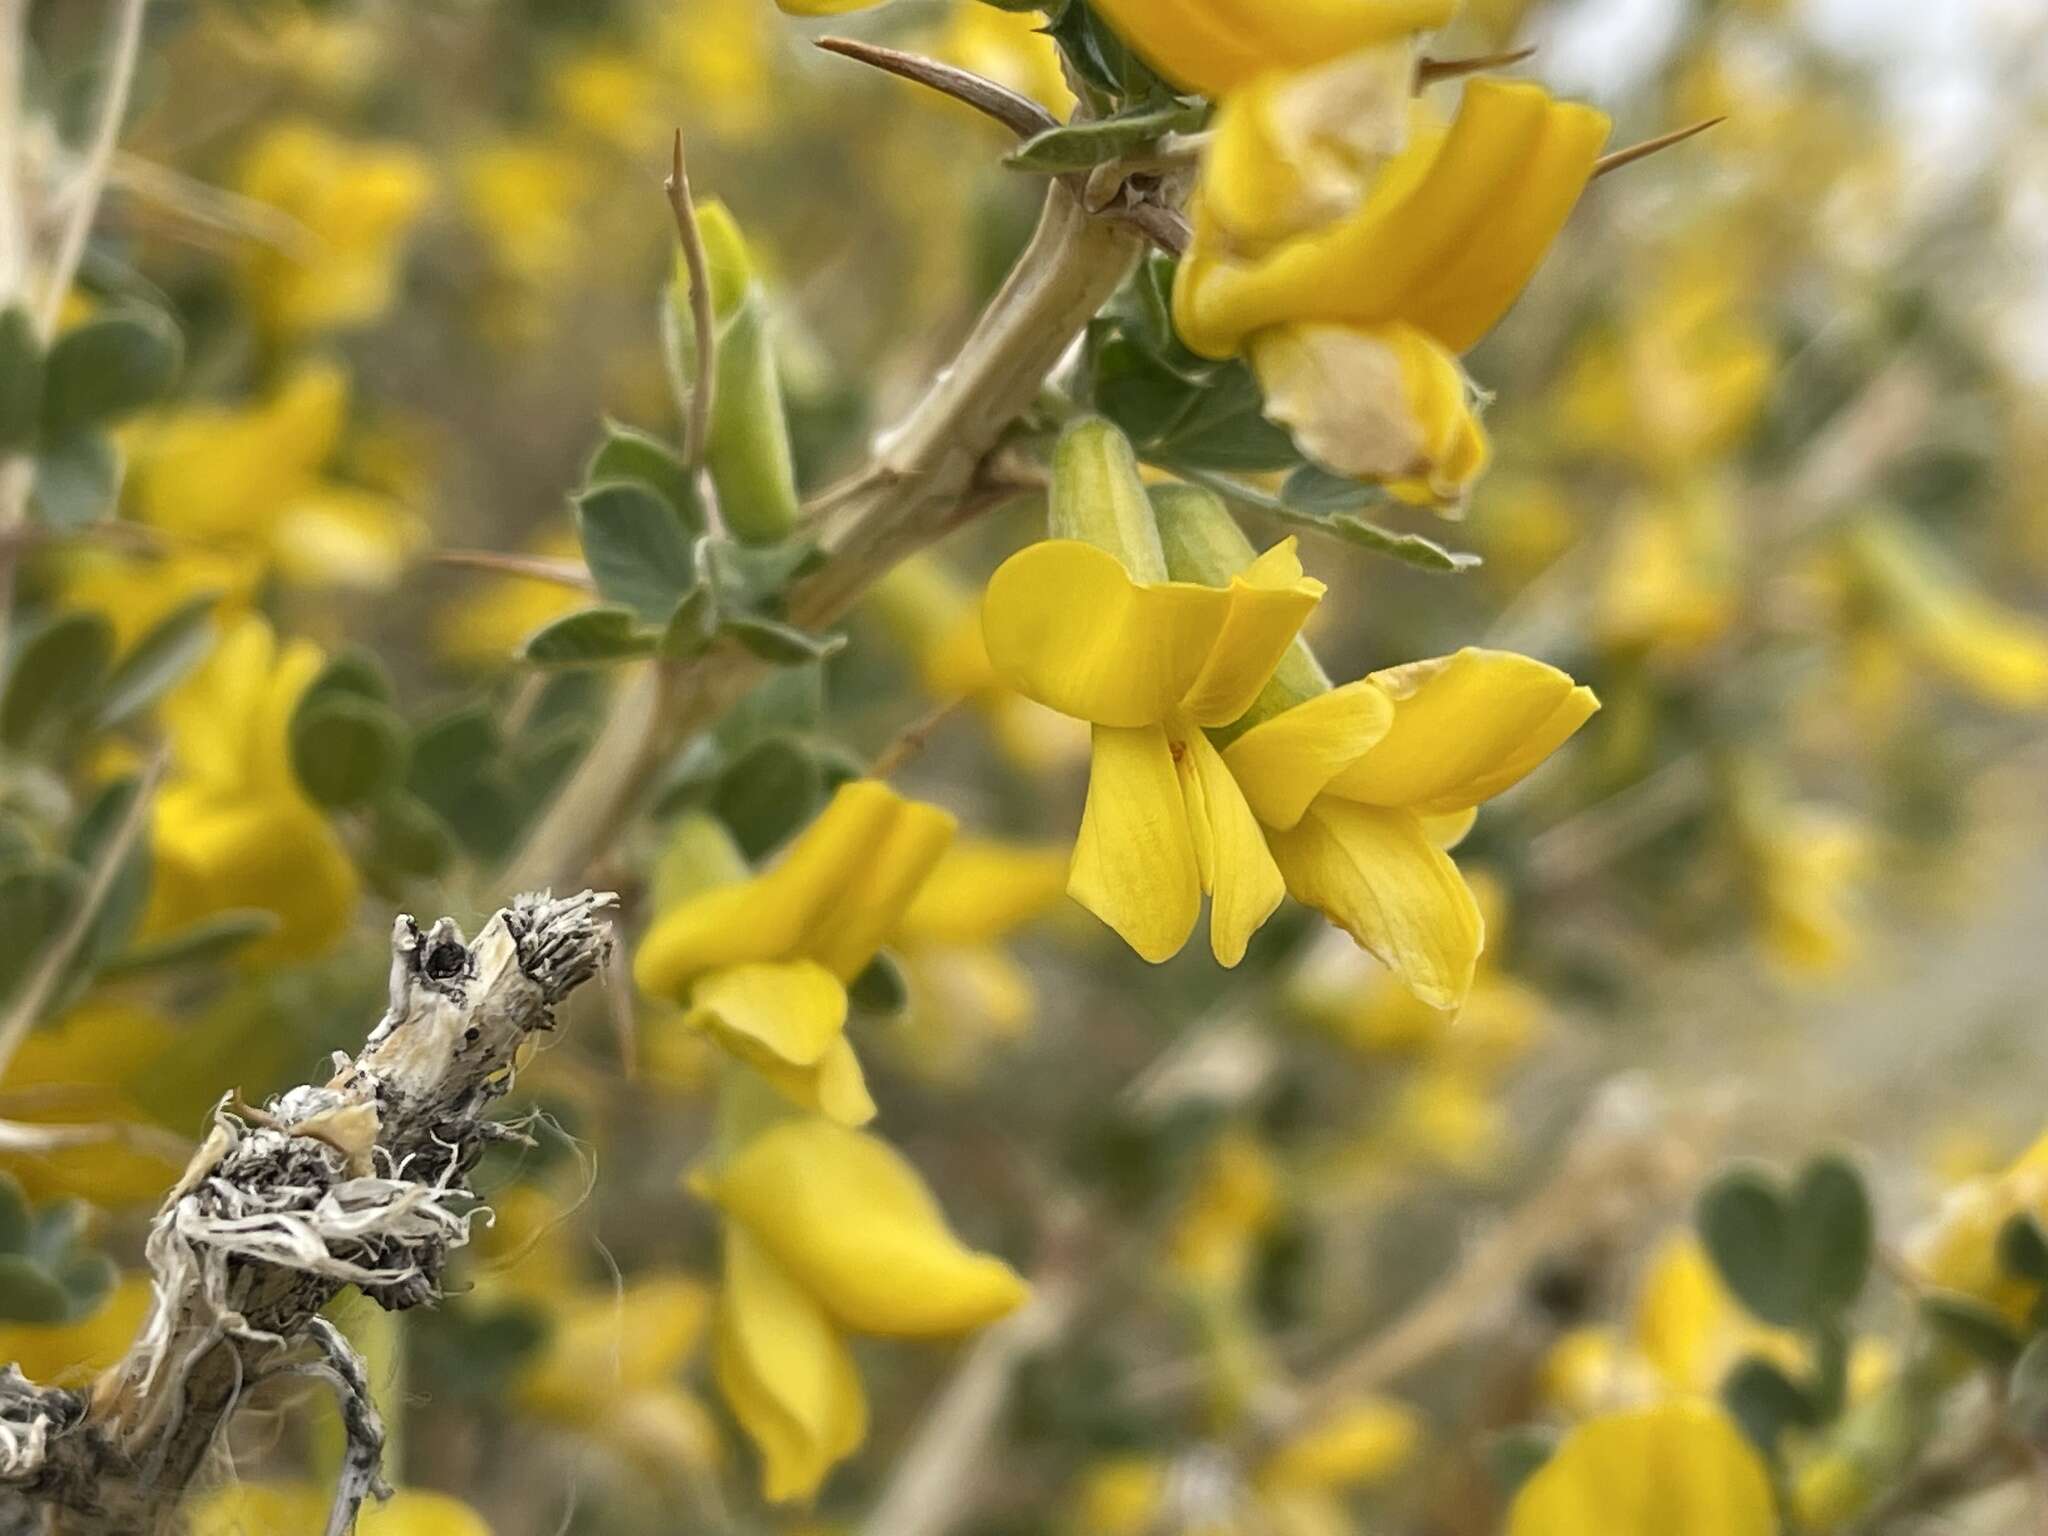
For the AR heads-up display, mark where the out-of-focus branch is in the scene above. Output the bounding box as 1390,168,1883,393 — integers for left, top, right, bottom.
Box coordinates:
38,0,150,337
503,180,1144,891
663,129,719,480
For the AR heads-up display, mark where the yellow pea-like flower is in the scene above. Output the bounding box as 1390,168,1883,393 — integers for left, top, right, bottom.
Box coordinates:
234,119,431,338
1506,1399,1775,1536
699,1116,1027,1501
1088,0,1458,99
145,616,359,964
982,424,1324,966
635,780,957,1124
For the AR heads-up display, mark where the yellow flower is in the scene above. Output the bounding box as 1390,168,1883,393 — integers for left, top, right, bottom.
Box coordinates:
61,544,258,657
982,424,1325,966
700,1116,1028,1501
655,0,778,141
1558,251,1775,474
1087,0,1457,98
1731,773,1869,978
234,120,431,338
635,781,957,1125
1168,1129,1283,1290
888,839,1072,1081
547,49,665,152
866,555,1087,771
0,1004,183,1206
1596,485,1740,662
1910,1129,2048,1323
1231,647,1596,1009
0,1275,151,1385
1177,80,1610,507
190,1485,493,1536
1506,1400,1775,1536
124,360,421,590
1841,510,2048,713
460,140,588,290
517,1276,723,1482
147,616,359,964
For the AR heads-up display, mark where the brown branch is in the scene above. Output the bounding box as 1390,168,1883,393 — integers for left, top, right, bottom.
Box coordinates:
663,129,719,479
0,892,615,1533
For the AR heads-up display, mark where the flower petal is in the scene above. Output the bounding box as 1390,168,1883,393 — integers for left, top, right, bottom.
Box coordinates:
895,841,1071,947
686,961,848,1068
715,1229,867,1504
1178,539,1327,727
982,540,1232,727
1223,681,1396,830
634,780,957,994
1178,729,1285,967
1506,1400,1775,1536
1326,648,1598,814
1269,800,1483,1010
1070,725,1202,965
708,1118,1029,1339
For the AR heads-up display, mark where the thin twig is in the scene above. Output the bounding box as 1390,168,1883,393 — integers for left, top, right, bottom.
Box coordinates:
663,129,718,477
39,0,151,337
1592,116,1725,181
105,150,316,257
431,548,596,591
0,0,28,303
1417,46,1537,86
816,36,1059,140
0,750,167,1080
870,695,969,780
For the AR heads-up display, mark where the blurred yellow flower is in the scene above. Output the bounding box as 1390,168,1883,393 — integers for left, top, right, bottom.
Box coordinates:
1596,485,1741,662
700,1115,1028,1501
1911,1129,2048,1324
234,120,431,338
1732,776,1870,978
147,616,358,964
0,1005,182,1207
1506,1399,1774,1536
460,140,589,291
124,360,421,590
932,1,1076,117
888,839,1071,1081
0,1275,150,1385
866,554,1087,771
548,50,665,152
636,782,957,1125
190,1485,493,1536
517,1276,723,1482
1169,1129,1283,1291
657,0,779,141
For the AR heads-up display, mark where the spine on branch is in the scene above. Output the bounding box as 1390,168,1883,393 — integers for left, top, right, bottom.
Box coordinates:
0,891,615,1536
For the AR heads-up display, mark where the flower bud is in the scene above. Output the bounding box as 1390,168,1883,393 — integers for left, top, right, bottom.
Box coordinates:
1048,417,1169,581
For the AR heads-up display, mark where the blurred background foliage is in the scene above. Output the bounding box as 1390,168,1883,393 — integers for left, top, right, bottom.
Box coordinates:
0,0,2046,1532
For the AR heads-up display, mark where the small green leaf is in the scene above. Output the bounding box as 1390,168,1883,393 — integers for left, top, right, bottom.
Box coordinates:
1721,1355,1815,1454
40,309,181,437
303,647,395,708
523,606,659,668
1921,1291,2024,1368
1698,1165,1801,1328
1174,467,1482,573
1485,1428,1557,1497
588,420,704,533
55,1251,115,1315
660,583,719,660
0,1175,30,1254
849,951,910,1015
1999,1214,2048,1285
713,735,823,858
721,613,845,666
1007,98,1204,174
576,481,698,622
290,693,408,808
368,792,456,879
0,862,83,1000
0,306,43,452
94,595,216,727
99,910,280,977
69,775,152,964
1790,1155,1874,1319
1,609,114,747
30,432,118,528
0,1255,70,1324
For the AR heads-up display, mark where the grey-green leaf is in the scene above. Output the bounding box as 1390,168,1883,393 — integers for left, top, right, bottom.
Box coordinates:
577,481,698,622
40,309,182,438
0,306,43,452
1,609,114,747
589,420,704,533
94,595,216,727
523,606,660,668
1698,1165,1801,1328
721,613,845,666
30,432,119,528
290,693,409,809
1790,1154,1874,1318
